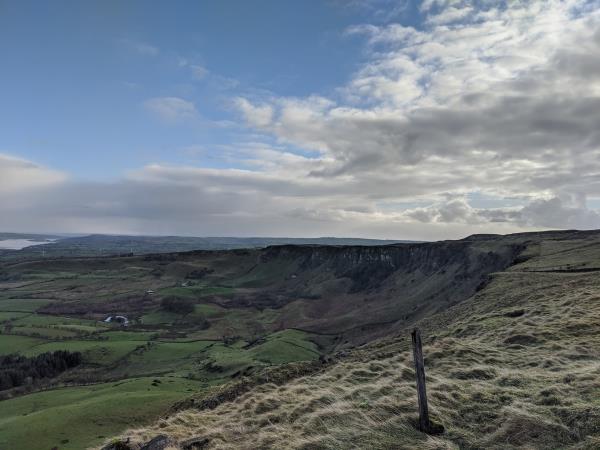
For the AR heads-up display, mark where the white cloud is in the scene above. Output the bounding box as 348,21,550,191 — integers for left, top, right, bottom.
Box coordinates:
426,5,473,25
229,0,600,234
519,196,600,229
0,154,532,238
118,38,159,56
0,154,66,193
143,97,198,122
405,198,484,224
235,98,274,128
191,65,209,80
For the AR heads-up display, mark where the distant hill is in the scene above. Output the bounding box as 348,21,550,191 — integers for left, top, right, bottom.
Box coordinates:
0,233,418,261
0,232,63,241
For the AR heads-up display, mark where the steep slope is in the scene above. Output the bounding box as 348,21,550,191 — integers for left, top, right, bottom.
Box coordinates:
246,239,524,345
104,231,600,449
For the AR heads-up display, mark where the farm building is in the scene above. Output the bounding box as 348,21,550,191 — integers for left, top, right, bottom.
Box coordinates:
103,315,129,326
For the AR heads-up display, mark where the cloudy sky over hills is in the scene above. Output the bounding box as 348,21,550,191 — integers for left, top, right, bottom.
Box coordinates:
1,0,600,240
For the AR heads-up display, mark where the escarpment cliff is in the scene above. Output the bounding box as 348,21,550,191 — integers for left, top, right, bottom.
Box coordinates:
235,238,529,345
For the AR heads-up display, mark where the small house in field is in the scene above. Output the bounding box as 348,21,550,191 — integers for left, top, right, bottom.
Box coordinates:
103,315,129,326
146,290,155,295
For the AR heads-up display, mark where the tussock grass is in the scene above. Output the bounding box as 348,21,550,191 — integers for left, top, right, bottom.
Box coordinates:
103,267,600,449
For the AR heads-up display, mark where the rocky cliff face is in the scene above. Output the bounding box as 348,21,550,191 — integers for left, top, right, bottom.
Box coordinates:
251,239,528,345
260,240,525,290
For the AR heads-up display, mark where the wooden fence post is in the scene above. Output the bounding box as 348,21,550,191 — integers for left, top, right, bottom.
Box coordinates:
411,327,431,433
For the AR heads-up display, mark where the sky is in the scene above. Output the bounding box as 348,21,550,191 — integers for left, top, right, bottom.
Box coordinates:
1,0,600,240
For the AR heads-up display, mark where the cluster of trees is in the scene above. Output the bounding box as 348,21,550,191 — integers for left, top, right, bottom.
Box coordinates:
0,350,82,391
159,296,210,329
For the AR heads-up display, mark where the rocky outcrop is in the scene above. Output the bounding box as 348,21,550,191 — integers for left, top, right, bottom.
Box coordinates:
180,437,210,449
140,435,173,450
260,240,525,291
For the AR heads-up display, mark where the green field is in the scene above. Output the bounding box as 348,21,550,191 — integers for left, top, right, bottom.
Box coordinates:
0,377,204,450
23,339,143,365
140,310,182,325
13,314,100,327
0,334,46,353
0,298,53,312
0,311,29,321
10,326,80,339
0,253,328,449
102,330,158,341
249,329,320,364
0,314,322,449
107,341,214,378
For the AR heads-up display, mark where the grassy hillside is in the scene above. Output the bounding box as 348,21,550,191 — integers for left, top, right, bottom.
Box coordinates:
0,376,203,450
103,231,600,449
3,230,600,449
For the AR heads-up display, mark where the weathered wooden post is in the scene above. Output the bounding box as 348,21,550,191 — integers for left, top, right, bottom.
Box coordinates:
411,327,431,433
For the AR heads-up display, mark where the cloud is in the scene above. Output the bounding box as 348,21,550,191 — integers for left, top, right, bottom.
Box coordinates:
210,75,240,91
191,65,209,80
4,1,600,239
0,154,65,193
0,154,532,238
405,198,484,224
519,196,600,229
426,5,473,25
1,150,594,238
235,98,274,128
143,97,198,122
118,38,159,56
229,0,600,234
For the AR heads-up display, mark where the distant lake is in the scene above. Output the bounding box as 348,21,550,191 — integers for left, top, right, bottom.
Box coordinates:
0,239,55,250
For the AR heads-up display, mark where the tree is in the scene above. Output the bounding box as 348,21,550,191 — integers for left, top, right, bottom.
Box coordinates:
0,350,82,391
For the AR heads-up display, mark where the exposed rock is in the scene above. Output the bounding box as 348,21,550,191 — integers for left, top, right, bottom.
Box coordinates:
101,440,134,450
180,436,210,449
504,334,538,345
504,309,525,318
140,435,172,450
